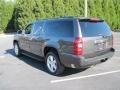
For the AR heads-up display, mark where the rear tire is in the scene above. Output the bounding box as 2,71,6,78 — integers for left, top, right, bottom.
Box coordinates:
45,51,64,75
14,42,21,57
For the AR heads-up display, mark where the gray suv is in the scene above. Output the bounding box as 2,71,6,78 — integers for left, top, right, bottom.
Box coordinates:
13,17,115,75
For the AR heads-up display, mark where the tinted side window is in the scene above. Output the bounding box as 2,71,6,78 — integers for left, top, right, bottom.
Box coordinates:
25,24,32,34
32,21,44,36
44,20,74,37
79,21,112,37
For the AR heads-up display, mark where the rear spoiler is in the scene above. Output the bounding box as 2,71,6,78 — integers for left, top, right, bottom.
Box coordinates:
79,18,104,22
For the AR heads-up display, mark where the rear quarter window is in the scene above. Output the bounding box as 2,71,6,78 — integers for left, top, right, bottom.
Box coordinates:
44,20,74,37
79,21,112,37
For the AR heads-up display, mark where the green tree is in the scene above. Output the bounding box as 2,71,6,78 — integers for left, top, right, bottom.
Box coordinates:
43,0,53,18
88,0,97,17
95,0,104,18
78,0,84,17
108,0,117,30
52,0,65,17
15,0,36,30
2,0,119,32
0,0,4,32
114,0,120,31
33,0,45,20
69,0,81,16
0,0,14,32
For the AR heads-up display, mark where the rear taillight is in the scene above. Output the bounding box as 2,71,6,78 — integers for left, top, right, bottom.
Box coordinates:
112,33,114,48
73,37,83,56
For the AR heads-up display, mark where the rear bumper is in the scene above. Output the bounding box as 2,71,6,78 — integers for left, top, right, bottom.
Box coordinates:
60,48,115,68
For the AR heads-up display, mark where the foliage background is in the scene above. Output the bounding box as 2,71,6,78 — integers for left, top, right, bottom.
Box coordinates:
0,0,120,33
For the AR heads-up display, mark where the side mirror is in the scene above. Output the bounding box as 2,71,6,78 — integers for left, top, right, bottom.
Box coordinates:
17,30,22,34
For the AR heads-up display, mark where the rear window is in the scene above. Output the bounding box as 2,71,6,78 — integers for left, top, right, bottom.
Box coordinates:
79,21,112,37
44,20,74,37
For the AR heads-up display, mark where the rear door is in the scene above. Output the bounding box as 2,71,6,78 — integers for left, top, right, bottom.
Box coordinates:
79,19,113,58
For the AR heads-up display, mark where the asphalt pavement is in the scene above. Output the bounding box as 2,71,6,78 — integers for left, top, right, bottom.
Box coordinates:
0,32,120,90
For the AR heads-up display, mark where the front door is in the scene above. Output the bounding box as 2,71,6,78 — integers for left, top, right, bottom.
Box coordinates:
19,24,33,52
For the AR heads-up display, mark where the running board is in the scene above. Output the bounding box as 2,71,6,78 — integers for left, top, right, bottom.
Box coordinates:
21,50,44,62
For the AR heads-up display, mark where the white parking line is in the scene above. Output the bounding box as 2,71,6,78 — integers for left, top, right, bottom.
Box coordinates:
51,70,120,83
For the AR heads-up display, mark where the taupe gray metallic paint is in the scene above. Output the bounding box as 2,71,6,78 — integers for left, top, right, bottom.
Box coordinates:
14,18,115,68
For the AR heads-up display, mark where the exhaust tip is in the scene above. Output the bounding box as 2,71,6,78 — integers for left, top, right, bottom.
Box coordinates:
101,58,108,62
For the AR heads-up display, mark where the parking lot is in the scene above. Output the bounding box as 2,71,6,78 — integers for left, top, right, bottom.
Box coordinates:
0,32,120,90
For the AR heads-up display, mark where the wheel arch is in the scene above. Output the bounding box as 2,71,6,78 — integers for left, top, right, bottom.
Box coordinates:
44,46,60,57
13,40,18,45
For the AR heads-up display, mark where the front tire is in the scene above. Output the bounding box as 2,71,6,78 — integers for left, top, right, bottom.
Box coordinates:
45,52,64,75
14,42,21,57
